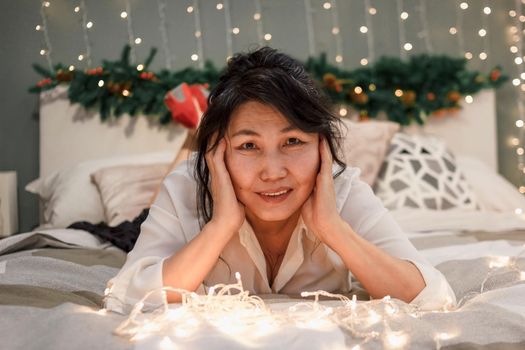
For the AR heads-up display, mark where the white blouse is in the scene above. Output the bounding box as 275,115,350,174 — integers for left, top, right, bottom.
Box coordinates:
105,159,456,314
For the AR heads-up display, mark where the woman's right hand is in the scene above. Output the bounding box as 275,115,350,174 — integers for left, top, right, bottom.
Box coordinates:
205,137,245,234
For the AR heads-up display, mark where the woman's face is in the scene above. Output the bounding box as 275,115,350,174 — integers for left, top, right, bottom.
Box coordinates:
225,101,320,224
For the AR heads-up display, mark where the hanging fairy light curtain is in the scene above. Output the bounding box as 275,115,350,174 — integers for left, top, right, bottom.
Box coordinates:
187,0,204,68
324,0,343,67
74,0,93,68
121,0,140,65
219,0,234,61
304,0,316,57
395,0,412,59
157,0,173,70
361,0,376,66
478,1,491,63
509,0,525,194
37,0,53,71
253,0,264,46
416,0,433,54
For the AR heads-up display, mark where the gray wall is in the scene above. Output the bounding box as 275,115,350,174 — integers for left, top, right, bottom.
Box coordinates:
0,0,522,232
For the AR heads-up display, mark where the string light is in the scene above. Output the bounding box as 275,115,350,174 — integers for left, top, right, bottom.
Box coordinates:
38,0,53,71
360,26,368,33
157,0,173,69
74,6,80,13
189,0,204,68
77,0,93,67
327,0,344,67
454,0,466,56
417,0,434,53
221,0,234,60
396,0,409,58
253,0,264,45
109,251,525,350
123,0,137,64
459,2,468,10
304,0,316,56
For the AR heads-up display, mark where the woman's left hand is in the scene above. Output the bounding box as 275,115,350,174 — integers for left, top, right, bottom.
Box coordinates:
301,137,345,246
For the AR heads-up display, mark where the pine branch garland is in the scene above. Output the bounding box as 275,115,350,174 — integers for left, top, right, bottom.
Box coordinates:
29,45,507,126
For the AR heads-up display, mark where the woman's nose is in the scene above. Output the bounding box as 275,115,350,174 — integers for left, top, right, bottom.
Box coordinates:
259,152,288,181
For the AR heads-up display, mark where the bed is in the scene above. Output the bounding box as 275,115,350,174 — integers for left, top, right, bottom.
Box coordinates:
1,87,525,349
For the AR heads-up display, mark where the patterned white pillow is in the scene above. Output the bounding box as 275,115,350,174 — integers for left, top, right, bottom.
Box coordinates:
374,133,479,211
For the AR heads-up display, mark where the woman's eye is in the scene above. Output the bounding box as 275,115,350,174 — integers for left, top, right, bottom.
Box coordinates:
241,142,257,150
286,138,304,146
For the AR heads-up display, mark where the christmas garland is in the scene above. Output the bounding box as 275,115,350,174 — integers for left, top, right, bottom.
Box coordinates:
29,45,507,126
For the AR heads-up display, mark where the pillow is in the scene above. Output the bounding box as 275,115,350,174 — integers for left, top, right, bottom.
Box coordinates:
338,119,400,186
374,133,480,211
457,156,525,213
25,152,174,229
91,163,170,226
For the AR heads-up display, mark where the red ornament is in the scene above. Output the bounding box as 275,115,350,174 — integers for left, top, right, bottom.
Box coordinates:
87,67,103,75
139,72,155,80
426,92,436,101
164,83,209,129
36,78,52,87
490,69,501,81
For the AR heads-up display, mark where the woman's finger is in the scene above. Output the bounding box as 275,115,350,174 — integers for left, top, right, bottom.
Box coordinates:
319,136,333,176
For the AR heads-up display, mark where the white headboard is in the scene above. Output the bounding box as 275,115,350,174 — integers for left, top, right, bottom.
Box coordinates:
39,86,187,178
39,86,497,177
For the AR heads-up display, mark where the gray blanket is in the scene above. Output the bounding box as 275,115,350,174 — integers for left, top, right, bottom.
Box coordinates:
1,229,524,350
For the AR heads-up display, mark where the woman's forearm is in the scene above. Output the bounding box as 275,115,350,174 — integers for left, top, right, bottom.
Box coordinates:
326,220,426,302
162,221,234,302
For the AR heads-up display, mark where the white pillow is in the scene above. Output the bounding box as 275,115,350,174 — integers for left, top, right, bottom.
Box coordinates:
25,152,174,229
456,156,525,213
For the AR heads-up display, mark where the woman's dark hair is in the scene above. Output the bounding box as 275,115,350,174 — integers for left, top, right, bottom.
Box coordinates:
194,46,346,226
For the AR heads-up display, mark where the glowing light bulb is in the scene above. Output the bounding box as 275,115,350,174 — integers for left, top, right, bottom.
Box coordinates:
509,10,517,17
137,64,144,71
78,54,84,61
232,27,240,34
191,54,199,61
478,29,486,37
323,2,332,10
195,31,201,38
384,331,408,349
264,33,272,41
135,37,142,44
369,83,376,91
120,11,128,19
354,86,363,94
216,3,223,10
369,7,377,15
98,80,104,87
465,52,473,60
449,27,457,35
465,95,473,104
335,55,343,63
395,89,403,97
400,12,409,20
332,27,340,35
68,65,75,71
122,89,130,97
35,24,42,31
74,6,80,13
360,26,368,33
483,7,491,15
513,79,521,86
518,148,524,156
43,1,50,8
460,2,468,10
403,43,413,51
479,52,487,60
489,256,510,268
520,186,525,194
511,137,520,146
515,57,523,65
516,120,524,128
86,21,93,29
511,46,519,53
187,6,194,13
360,58,368,66
39,49,46,56
339,107,348,117
253,13,261,20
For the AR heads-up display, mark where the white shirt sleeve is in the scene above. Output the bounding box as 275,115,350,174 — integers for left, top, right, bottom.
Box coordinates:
337,168,457,311
104,161,200,314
